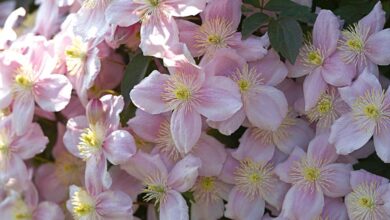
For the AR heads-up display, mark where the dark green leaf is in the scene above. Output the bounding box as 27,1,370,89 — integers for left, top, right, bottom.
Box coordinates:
243,0,260,7
265,0,316,23
120,53,152,104
354,153,390,179
242,12,269,38
334,1,377,25
268,17,303,64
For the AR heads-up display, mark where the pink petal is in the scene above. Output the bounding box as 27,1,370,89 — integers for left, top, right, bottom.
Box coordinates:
322,163,352,197
358,1,386,36
176,19,202,57
276,118,314,154
95,190,133,219
281,185,324,220
191,198,224,220
63,116,88,158
130,70,171,114
321,197,348,220
203,48,245,77
231,35,268,62
100,94,124,131
12,123,48,159
127,109,166,142
164,0,208,17
312,10,340,57
303,68,328,111
0,153,28,183
286,57,313,78
170,107,202,154
85,154,112,196
33,202,64,220
249,49,288,86
200,0,241,29
192,134,227,177
218,152,240,184
109,166,143,200
365,29,390,65
105,0,141,27
103,130,136,165
329,113,374,155
168,154,201,192
225,187,265,220
338,68,382,106
232,129,275,163
34,164,67,203
195,75,242,121
121,151,168,182
206,107,245,136
374,127,390,163
263,181,290,211
275,147,305,183
160,190,189,220
139,15,179,58
321,51,356,87
307,133,338,164
245,85,288,131
12,94,35,135
350,170,388,189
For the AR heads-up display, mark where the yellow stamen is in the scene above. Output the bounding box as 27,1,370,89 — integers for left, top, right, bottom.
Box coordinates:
364,104,380,119
307,50,323,66
237,79,250,92
173,85,191,101
303,167,321,182
200,177,215,191
71,189,95,218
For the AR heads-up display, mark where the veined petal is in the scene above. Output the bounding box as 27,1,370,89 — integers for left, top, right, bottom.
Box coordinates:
12,94,35,135
365,29,390,65
313,10,340,57
105,0,142,27
160,190,188,220
374,128,390,163
303,68,328,111
168,154,201,192
225,187,265,220
103,130,136,165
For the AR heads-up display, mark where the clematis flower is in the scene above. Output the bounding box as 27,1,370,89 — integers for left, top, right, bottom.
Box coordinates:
219,133,289,219
106,0,208,57
287,10,356,111
339,2,390,75
205,49,288,134
275,133,352,220
35,123,85,203
63,95,136,179
177,0,268,63
329,69,390,162
345,170,390,219
66,159,133,219
121,151,201,220
0,180,64,220
239,110,314,155
0,39,72,135
130,58,242,153
0,115,48,183
306,87,349,131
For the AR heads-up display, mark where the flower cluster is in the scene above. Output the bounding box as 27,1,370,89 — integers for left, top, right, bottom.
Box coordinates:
0,0,390,219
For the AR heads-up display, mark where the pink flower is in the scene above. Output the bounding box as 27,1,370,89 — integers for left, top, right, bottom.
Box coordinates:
0,40,72,135
345,170,390,219
0,180,64,220
287,10,356,111
339,2,390,75
63,95,136,180
275,133,352,220
66,165,133,219
329,69,390,162
177,0,268,63
0,7,25,50
205,49,288,134
34,123,85,203
130,59,242,153
219,133,289,219
0,115,48,183
106,0,208,57
121,151,201,220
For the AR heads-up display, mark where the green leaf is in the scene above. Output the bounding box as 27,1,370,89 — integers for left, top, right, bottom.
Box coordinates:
354,153,390,179
243,0,260,7
268,17,303,64
242,13,269,38
120,53,152,104
334,1,377,25
265,0,316,23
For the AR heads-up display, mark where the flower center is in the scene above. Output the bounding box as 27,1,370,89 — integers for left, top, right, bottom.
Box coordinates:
148,0,159,7
173,85,192,101
237,79,250,92
200,177,215,191
307,50,323,66
364,104,380,119
77,125,105,160
13,200,32,220
207,34,222,45
358,197,375,209
316,95,332,115
346,38,364,52
71,189,95,218
65,37,88,76
303,167,321,182
143,184,167,205
234,159,275,199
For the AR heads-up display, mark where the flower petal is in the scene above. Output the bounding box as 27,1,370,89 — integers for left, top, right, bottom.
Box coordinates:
225,187,265,220
321,51,356,87
206,107,246,136
358,1,386,36
105,0,141,27
160,190,189,220
322,163,352,197
12,94,35,135
103,130,136,165
303,68,328,111
313,10,340,57
130,70,170,114
33,202,64,220
95,190,133,219
12,123,48,159
374,127,390,163
168,154,201,192
365,29,390,65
